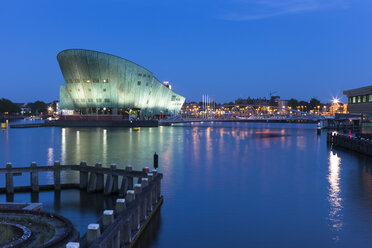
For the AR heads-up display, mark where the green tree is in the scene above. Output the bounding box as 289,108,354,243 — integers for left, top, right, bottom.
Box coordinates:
309,98,321,110
0,98,20,114
27,101,48,115
287,98,298,109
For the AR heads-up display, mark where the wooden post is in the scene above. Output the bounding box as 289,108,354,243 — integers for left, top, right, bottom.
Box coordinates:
119,177,128,197
79,161,88,189
96,163,104,192
102,210,114,229
30,162,39,192
121,219,131,245
115,199,126,214
87,224,101,245
54,161,61,190
66,242,80,248
104,164,116,195
5,162,14,194
127,176,133,190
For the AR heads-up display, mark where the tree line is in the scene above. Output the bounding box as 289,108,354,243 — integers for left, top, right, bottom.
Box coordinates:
0,98,49,115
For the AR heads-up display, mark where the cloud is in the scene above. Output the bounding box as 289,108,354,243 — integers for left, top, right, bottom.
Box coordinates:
220,0,349,21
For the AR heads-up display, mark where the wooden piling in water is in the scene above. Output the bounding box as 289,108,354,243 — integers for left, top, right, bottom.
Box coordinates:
54,161,61,190
30,162,39,192
6,162,13,194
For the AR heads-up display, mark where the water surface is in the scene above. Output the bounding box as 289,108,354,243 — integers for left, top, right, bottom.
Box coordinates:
1,122,372,247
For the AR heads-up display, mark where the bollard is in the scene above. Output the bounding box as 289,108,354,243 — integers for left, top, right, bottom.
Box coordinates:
96,163,104,192
66,242,80,248
125,165,132,171
154,152,158,169
87,224,101,244
79,161,88,189
30,162,39,192
102,210,114,228
54,161,61,190
115,198,126,213
134,184,142,194
141,178,148,187
126,190,135,203
5,162,13,194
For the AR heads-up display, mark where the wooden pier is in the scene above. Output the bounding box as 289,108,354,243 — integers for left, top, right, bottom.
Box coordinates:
327,132,372,156
0,162,163,248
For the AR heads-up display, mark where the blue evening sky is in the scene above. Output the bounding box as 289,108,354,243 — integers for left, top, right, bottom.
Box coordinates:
1,0,372,103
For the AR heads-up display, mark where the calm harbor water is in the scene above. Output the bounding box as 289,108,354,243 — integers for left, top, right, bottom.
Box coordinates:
1,121,372,247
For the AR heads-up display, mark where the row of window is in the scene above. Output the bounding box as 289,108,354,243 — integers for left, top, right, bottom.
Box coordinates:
348,95,372,104
70,88,107,92
137,81,152,87
138,73,151,78
66,78,109,83
75,98,110,103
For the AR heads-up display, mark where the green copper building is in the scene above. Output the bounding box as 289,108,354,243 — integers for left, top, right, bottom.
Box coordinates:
57,49,185,117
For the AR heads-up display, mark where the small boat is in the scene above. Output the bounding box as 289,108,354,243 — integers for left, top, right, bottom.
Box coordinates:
133,127,140,131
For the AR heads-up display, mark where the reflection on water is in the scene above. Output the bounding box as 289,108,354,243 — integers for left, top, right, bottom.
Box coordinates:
4,122,372,247
328,151,343,239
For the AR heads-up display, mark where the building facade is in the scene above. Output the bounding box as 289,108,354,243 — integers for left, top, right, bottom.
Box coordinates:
57,49,185,117
343,86,372,115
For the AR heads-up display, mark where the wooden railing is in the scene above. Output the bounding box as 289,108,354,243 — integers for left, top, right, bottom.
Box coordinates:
0,162,163,248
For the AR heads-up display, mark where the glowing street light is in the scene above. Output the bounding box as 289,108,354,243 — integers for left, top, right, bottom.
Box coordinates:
332,97,340,104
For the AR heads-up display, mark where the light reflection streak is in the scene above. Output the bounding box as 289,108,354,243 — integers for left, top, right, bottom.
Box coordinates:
47,147,54,165
76,130,80,162
328,150,343,239
61,128,66,164
103,129,107,165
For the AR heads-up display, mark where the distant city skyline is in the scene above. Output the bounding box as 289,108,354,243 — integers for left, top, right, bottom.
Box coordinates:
1,0,372,103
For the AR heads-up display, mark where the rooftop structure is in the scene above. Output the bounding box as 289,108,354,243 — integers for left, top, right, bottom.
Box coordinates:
343,86,372,115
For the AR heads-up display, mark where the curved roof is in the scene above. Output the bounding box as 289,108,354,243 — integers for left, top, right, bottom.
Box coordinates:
57,49,153,75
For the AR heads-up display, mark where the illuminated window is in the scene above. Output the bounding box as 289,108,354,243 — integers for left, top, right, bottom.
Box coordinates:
104,99,110,103
137,81,141,86
103,79,109,83
358,96,361,103
369,95,372,102
352,96,356,103
86,79,90,83
363,95,367,103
